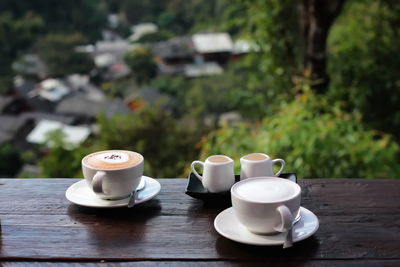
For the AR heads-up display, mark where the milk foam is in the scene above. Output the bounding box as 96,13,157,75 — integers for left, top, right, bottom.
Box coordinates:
84,150,142,170
234,179,297,202
96,152,129,164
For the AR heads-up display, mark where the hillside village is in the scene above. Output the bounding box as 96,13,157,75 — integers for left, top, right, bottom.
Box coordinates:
0,17,255,177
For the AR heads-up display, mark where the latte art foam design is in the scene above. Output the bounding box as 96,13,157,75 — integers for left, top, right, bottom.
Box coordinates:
83,150,142,170
234,179,298,202
98,152,129,164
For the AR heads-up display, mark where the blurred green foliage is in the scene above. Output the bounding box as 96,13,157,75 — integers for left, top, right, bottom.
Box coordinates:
1,0,398,179
38,130,86,178
151,59,282,121
101,77,139,99
37,106,208,178
200,86,400,178
121,0,223,35
193,0,400,178
0,0,106,41
0,0,106,92
134,30,174,43
35,33,94,77
124,47,157,84
0,11,43,92
225,0,300,96
151,72,237,119
94,106,208,178
328,0,400,138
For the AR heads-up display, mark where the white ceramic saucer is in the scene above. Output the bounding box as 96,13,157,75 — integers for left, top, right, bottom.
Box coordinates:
214,207,319,246
65,176,161,208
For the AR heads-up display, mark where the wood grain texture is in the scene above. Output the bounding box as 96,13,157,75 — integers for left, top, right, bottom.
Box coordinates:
2,260,400,267
0,178,400,265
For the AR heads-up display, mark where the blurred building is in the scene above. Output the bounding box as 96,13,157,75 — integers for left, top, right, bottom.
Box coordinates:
153,36,193,75
35,79,70,102
26,119,91,149
0,95,30,115
0,115,33,147
192,33,233,65
152,32,239,77
129,23,158,42
56,95,131,122
12,54,48,79
184,62,223,77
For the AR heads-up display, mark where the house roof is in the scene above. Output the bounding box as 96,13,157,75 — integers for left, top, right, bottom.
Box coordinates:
192,33,233,53
38,79,70,102
155,61,185,75
184,62,223,77
55,95,131,118
0,115,27,134
26,119,90,147
0,115,28,144
55,96,105,118
13,76,36,96
94,53,116,68
107,63,131,80
153,36,193,59
25,97,57,113
94,40,136,56
0,131,12,144
0,96,14,113
65,74,90,90
20,112,76,125
128,88,161,104
104,99,132,117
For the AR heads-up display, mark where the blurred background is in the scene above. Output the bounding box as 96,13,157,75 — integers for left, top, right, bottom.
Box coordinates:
0,0,399,179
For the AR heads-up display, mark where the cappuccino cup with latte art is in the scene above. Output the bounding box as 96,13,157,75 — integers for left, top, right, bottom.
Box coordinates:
82,150,144,200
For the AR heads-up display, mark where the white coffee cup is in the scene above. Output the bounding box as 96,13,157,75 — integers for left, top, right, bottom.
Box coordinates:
240,153,285,180
191,155,235,193
231,177,301,234
82,150,144,200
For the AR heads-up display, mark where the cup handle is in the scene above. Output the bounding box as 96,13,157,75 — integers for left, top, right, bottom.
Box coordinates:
272,158,285,176
92,171,106,194
274,205,293,232
191,161,205,181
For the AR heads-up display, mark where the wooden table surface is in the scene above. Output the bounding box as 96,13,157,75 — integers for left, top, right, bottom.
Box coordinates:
0,178,399,266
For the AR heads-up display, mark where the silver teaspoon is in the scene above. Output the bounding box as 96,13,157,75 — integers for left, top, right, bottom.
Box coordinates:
283,214,301,249
127,178,146,208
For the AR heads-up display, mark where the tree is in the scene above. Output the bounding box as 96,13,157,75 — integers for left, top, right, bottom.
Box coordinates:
36,107,208,178
35,33,94,77
226,0,399,136
207,0,302,121
0,11,43,93
225,0,346,94
124,47,157,84
135,30,173,43
121,0,222,35
328,0,400,138
298,0,345,92
95,106,207,177
158,0,219,34
199,86,400,178
0,0,107,41
150,62,268,120
38,130,87,178
121,0,166,26
0,0,106,93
